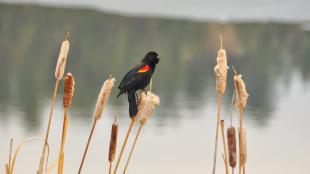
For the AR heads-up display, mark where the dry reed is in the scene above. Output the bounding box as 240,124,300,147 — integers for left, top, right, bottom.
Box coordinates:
8,139,13,173
220,120,229,174
58,73,75,174
123,91,160,174
5,139,13,174
78,76,115,174
37,33,70,174
212,35,229,174
10,137,48,174
108,115,119,174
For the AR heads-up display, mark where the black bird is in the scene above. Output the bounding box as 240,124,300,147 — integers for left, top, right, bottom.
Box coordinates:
117,51,160,117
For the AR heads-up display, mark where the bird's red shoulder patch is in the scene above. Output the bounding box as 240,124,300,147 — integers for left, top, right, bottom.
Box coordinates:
137,65,150,73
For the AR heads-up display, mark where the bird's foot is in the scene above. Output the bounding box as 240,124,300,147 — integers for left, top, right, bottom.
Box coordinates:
142,89,148,94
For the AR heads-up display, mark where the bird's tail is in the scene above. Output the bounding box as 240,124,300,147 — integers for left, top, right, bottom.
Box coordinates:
127,90,138,117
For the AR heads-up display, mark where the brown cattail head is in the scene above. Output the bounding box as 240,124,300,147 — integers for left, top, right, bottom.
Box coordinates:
214,48,228,94
239,126,247,166
234,74,249,109
108,121,118,162
227,126,237,168
136,91,160,125
93,77,115,121
55,38,70,80
63,73,75,108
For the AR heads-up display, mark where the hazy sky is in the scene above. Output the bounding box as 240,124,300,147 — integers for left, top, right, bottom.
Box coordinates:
1,0,310,22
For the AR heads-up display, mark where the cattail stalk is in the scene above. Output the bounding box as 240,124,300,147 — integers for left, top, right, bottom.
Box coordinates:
108,116,119,174
113,119,135,174
239,126,247,174
58,73,75,174
123,123,143,174
220,120,229,174
212,93,222,174
109,163,112,174
8,139,13,173
233,66,248,174
230,91,236,127
45,142,51,174
5,139,13,174
5,164,9,174
78,76,115,174
58,109,68,174
122,91,160,174
212,35,228,174
78,120,97,174
38,33,70,174
37,80,59,174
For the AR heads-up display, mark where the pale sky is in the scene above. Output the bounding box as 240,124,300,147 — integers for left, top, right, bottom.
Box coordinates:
1,0,310,22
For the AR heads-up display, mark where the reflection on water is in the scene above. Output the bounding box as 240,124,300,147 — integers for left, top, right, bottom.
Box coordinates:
0,3,310,174
0,4,309,129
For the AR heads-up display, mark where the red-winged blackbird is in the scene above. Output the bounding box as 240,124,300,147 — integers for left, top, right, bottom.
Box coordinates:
117,51,159,117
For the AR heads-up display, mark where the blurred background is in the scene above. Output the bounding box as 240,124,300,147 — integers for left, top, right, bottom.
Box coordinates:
0,0,310,173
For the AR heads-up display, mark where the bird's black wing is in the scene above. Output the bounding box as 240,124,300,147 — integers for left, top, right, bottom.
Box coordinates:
118,65,140,89
118,64,151,91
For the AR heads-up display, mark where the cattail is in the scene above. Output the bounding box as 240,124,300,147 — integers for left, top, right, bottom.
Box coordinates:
38,33,70,174
212,36,228,174
58,73,74,174
234,74,249,109
63,73,75,108
78,76,115,174
108,118,118,174
239,127,247,166
136,91,160,125
55,36,70,80
93,77,115,121
214,36,228,95
108,121,118,162
122,91,160,174
227,127,237,168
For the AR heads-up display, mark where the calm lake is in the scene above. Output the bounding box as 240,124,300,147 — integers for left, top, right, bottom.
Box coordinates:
0,3,310,174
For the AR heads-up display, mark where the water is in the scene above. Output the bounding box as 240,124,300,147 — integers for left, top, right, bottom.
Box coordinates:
0,3,310,174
